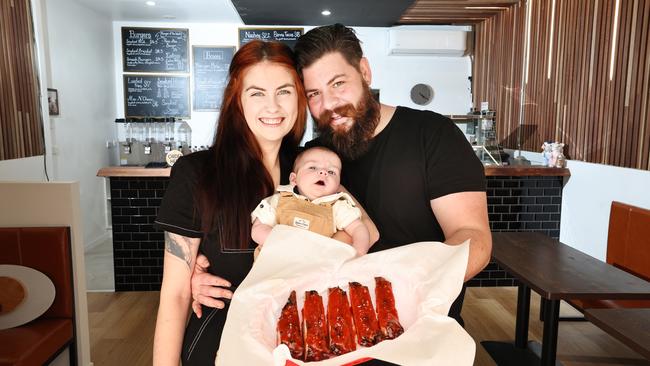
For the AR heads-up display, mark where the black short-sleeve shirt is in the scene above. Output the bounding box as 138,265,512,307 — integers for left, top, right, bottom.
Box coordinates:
156,148,295,280
153,147,295,358
307,106,485,252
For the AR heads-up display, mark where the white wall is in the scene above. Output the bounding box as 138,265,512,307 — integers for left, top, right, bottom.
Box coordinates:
0,156,48,180
509,149,650,261
37,0,116,250
355,27,473,114
112,23,473,147
560,160,650,260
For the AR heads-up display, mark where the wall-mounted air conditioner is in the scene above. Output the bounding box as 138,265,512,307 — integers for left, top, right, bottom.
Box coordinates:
388,27,471,56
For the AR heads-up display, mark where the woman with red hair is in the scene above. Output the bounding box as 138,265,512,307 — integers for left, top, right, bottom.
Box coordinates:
152,40,307,365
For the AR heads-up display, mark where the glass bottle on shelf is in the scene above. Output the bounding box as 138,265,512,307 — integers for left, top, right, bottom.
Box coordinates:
143,120,152,164
164,120,174,155
130,120,144,165
151,121,166,163
177,121,192,155
120,120,132,166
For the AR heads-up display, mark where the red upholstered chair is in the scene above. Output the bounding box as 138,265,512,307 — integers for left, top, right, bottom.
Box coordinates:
0,227,76,366
571,201,650,310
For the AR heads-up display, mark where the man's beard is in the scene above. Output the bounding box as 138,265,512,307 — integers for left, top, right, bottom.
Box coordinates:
315,82,380,161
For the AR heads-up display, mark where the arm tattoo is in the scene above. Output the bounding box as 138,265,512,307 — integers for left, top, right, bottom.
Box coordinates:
164,232,192,269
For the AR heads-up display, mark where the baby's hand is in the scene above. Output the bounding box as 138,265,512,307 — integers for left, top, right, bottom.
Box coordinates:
332,230,353,244
354,246,369,257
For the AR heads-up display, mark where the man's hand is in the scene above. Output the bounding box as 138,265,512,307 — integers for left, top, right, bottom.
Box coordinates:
190,254,233,318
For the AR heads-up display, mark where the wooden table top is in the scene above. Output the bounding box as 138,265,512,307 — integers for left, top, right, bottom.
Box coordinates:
584,308,650,359
491,232,650,300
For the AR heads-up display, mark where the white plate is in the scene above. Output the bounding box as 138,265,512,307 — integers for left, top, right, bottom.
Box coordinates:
0,264,56,330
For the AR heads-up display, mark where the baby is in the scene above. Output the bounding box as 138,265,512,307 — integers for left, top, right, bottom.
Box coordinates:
251,146,371,256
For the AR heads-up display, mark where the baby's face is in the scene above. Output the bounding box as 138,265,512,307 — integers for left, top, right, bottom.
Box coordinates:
290,149,342,200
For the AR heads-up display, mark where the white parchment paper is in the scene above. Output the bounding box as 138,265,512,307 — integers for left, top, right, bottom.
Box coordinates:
216,225,475,366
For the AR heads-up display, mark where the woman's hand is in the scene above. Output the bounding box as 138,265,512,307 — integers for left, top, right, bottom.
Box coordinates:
190,254,233,318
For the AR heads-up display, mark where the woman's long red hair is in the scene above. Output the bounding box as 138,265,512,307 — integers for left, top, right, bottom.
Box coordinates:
196,40,306,250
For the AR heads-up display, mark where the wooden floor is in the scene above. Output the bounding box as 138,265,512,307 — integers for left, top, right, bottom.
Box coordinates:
87,287,649,366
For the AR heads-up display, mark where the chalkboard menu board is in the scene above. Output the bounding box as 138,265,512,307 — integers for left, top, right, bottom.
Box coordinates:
122,27,189,73
238,28,303,49
193,46,234,111
124,75,190,118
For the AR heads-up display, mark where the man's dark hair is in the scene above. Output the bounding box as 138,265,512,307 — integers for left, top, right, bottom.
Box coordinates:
294,23,363,76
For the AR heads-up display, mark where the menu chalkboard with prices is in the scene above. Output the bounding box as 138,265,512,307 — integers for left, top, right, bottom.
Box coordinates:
124,75,190,118
122,27,189,73
238,28,303,49
193,46,235,111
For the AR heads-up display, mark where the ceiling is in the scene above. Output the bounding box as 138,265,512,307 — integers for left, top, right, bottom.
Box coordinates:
74,0,520,26
231,0,413,27
74,0,242,23
400,0,521,25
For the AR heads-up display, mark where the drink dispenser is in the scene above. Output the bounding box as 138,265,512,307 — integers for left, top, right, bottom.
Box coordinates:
177,121,192,155
142,120,153,164
131,119,143,165
164,119,174,156
119,120,133,166
117,118,191,166
151,121,166,163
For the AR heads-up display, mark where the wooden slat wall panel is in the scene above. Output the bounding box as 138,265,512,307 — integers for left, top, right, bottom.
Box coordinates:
400,0,520,25
0,0,44,161
473,2,525,148
635,0,650,169
473,0,650,170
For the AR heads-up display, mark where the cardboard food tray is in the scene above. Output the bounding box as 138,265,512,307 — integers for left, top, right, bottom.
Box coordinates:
216,225,475,366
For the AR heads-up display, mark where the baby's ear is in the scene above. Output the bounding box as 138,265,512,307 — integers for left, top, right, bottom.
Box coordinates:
289,172,297,185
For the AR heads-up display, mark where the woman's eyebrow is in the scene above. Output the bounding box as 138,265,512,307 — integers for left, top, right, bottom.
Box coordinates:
244,85,265,92
276,83,295,90
245,83,295,92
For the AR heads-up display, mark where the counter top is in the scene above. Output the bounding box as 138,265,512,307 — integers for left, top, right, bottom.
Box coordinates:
97,166,171,177
484,165,570,176
98,165,569,178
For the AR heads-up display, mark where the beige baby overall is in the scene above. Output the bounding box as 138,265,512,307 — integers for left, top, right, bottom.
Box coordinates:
275,191,336,237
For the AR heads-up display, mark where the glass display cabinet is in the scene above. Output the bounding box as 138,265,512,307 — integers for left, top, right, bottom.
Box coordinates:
448,111,502,165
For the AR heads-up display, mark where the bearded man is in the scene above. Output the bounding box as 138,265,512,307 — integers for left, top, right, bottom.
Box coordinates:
296,24,491,326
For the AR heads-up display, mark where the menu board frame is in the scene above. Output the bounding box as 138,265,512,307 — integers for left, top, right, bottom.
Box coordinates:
123,74,191,118
121,27,190,73
238,27,304,49
192,45,235,112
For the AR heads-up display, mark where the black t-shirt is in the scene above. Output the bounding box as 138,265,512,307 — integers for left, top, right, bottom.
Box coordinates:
154,147,295,355
308,106,485,252
155,148,295,284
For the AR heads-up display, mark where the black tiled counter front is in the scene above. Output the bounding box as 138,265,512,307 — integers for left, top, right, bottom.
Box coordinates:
98,166,569,291
98,167,170,291
109,177,169,291
469,175,565,287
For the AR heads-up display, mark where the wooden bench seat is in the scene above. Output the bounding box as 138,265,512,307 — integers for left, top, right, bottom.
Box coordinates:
571,201,650,310
0,227,76,366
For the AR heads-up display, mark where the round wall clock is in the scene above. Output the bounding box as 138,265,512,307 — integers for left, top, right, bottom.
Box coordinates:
410,83,434,106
